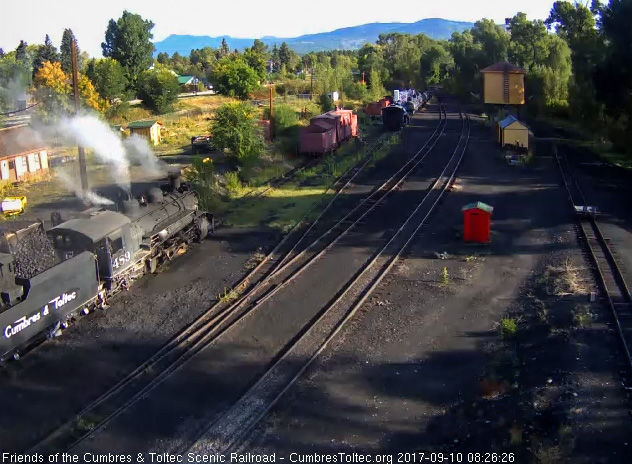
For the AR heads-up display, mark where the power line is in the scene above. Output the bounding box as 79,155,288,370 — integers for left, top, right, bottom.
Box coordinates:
1,102,39,116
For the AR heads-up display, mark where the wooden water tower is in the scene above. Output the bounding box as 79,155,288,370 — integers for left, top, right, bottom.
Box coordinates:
480,61,526,105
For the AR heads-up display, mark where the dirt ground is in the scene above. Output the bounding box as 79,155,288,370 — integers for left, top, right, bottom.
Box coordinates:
0,108,430,452
235,116,632,461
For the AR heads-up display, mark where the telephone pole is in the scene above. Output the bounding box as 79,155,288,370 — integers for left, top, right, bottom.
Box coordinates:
269,86,274,141
71,38,88,193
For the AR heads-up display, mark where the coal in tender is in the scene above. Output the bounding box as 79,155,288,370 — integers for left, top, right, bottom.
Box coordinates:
0,221,58,279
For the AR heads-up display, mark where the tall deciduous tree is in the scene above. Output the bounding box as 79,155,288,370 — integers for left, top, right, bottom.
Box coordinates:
471,19,510,64
211,56,260,99
32,61,102,122
85,58,128,102
505,13,550,70
102,11,155,90
594,0,632,151
547,1,604,127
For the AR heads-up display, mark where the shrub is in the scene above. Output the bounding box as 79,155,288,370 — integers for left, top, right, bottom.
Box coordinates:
499,318,518,339
210,102,265,164
262,104,298,135
224,171,242,193
319,94,334,112
136,67,179,114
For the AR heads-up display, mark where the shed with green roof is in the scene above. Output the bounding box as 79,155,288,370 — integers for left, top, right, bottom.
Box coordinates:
127,120,163,145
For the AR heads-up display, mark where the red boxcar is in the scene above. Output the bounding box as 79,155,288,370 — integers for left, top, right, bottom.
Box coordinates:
312,114,343,145
299,125,337,155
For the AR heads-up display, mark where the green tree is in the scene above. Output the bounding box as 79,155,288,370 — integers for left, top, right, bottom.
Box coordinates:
156,52,169,64
60,29,82,74
471,19,509,64
32,34,59,79
278,42,293,70
211,56,260,99
0,49,5,59
419,43,453,87
243,47,267,81
594,0,632,151
505,13,550,70
220,38,230,57
448,31,483,94
547,1,604,128
251,39,268,57
136,65,179,113
210,102,265,163
271,44,280,69
367,68,386,101
15,41,28,62
85,58,128,102
102,10,155,90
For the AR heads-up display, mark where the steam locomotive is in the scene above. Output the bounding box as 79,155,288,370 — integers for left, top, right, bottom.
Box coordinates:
0,172,214,361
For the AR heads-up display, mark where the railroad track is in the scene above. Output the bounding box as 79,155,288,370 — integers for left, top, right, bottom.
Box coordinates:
186,109,471,454
241,132,387,200
554,146,632,381
240,158,319,200
28,104,446,455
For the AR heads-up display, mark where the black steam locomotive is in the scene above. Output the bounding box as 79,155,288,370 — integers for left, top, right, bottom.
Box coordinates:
0,172,213,361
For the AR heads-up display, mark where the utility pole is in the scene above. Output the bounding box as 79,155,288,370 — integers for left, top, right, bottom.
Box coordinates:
309,57,314,100
71,39,88,193
269,86,274,141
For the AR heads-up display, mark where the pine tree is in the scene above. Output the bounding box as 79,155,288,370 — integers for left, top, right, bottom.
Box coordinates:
32,35,60,79
15,40,28,61
60,28,81,74
271,44,280,71
220,38,230,57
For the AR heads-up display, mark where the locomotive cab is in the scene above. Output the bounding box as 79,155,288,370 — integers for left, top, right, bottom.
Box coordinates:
48,211,138,289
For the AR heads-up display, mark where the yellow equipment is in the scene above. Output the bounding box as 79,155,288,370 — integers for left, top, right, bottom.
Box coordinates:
1,196,27,215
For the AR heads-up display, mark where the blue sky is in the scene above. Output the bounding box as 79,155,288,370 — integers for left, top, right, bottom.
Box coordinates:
0,0,556,57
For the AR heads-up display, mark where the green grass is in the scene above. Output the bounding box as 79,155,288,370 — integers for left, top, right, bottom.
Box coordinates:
595,150,632,170
224,186,335,230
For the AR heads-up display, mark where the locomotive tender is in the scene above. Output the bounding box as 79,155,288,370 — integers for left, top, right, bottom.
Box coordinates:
0,172,213,361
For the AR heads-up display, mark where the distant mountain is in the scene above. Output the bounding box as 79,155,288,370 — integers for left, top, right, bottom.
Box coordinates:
153,18,474,56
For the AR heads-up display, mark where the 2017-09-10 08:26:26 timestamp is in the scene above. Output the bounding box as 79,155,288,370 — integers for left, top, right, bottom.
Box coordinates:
396,453,515,463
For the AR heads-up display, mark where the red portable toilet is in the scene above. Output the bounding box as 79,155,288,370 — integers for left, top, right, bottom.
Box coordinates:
462,202,493,243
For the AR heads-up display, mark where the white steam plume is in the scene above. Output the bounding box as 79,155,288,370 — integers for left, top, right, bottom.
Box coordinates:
57,114,131,192
124,134,168,176
55,169,114,206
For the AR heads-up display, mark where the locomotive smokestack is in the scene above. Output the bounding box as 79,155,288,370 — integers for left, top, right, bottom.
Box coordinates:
168,169,181,192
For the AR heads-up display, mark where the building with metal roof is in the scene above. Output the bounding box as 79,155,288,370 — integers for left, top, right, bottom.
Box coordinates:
497,115,530,150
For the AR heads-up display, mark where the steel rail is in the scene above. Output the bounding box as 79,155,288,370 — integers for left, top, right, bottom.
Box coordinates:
187,110,470,454
554,146,632,375
29,105,444,454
